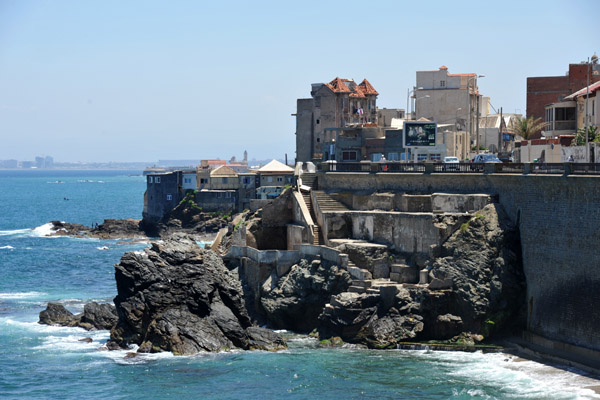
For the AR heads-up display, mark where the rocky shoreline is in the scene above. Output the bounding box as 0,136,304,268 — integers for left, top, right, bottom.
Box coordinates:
39,201,526,356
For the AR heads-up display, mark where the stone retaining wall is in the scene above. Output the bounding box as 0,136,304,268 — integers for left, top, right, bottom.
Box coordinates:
318,172,600,353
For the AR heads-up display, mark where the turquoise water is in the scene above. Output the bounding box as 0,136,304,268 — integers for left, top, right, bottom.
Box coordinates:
0,170,598,399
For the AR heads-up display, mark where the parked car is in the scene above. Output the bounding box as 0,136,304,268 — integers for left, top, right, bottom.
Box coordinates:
498,152,514,163
471,154,502,171
443,156,460,171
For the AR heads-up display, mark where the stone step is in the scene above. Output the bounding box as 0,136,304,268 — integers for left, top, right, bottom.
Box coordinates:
366,288,380,295
390,264,419,284
352,279,372,288
347,285,366,294
347,266,372,281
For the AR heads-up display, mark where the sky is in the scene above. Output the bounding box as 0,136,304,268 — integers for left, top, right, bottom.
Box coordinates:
0,0,598,163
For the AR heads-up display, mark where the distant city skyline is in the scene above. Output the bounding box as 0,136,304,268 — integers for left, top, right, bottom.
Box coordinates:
0,0,597,162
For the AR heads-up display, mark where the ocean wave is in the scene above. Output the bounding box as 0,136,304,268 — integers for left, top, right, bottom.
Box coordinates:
411,350,600,399
0,245,15,250
0,291,47,299
0,228,31,237
32,223,57,237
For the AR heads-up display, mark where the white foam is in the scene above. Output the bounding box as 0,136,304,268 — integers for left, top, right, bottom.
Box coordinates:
0,291,47,299
0,228,31,237
409,350,600,399
0,245,15,249
32,222,57,237
96,246,109,250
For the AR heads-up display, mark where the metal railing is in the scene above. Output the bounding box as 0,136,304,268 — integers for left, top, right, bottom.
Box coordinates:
323,162,600,176
571,163,600,175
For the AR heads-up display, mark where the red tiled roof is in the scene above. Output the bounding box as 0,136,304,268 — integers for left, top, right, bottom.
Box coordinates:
349,86,366,98
564,81,600,100
325,77,378,97
325,77,351,93
359,79,379,95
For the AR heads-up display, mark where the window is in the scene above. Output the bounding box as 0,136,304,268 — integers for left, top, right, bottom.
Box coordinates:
417,154,428,161
242,177,251,184
200,178,207,184
225,192,232,198
217,192,222,198
440,80,446,87
148,176,153,183
184,178,192,184
430,154,441,161
316,137,320,142
277,177,283,182
316,119,320,124
267,176,273,183
166,194,172,201
221,177,228,184
371,153,382,162
388,153,399,161
155,177,161,183
342,151,357,161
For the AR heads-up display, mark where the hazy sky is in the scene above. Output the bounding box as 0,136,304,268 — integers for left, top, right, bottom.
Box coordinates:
1,0,598,162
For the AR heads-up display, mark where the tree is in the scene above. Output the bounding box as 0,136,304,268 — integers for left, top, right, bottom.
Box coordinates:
573,126,599,146
509,116,548,140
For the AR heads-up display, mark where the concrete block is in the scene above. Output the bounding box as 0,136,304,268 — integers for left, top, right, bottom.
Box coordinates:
379,285,399,309
419,269,429,285
373,263,390,279
352,280,372,288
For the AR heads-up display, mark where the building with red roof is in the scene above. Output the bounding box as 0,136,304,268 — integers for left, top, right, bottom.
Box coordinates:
295,77,379,162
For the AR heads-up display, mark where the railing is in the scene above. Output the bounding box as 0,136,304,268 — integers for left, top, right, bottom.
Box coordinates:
432,163,485,173
571,163,600,175
529,163,565,174
324,162,600,176
494,163,525,174
379,163,426,173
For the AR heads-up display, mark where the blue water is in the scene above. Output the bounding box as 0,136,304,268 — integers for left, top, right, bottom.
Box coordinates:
0,170,598,399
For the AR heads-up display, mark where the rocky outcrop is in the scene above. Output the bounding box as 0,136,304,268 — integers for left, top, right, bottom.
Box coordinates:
318,204,524,348
260,259,352,333
39,302,118,331
109,233,286,354
49,219,148,239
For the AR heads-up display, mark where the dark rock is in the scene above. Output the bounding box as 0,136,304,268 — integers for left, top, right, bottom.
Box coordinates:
110,233,286,355
39,303,78,327
80,302,118,331
39,302,119,331
105,340,122,351
260,259,352,333
49,219,147,239
78,337,93,343
317,203,524,347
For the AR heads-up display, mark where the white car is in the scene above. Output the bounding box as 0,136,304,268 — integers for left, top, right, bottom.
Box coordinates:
443,156,460,170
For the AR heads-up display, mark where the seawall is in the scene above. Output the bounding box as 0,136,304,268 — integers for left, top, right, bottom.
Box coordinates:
318,172,600,353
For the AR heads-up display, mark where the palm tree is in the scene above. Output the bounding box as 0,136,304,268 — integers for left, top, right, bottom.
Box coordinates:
509,116,548,140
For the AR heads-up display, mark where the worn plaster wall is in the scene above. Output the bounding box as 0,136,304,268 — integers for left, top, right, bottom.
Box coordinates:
318,171,600,351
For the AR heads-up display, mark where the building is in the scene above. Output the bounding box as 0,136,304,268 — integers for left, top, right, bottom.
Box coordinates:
295,77,379,162
563,81,600,131
414,66,485,146
478,113,522,153
256,160,294,198
527,58,600,129
143,171,188,224
377,108,405,128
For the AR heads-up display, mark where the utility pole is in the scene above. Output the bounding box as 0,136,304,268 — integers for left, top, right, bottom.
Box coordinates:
585,56,590,162
476,95,480,152
498,107,503,153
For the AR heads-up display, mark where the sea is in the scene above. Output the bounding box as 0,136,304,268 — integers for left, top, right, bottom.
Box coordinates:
0,169,599,399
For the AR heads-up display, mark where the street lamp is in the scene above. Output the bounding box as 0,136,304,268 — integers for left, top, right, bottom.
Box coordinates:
407,87,424,119
467,75,485,154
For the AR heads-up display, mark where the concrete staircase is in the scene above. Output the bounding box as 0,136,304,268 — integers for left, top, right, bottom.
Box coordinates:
300,173,317,190
312,191,349,212
301,191,324,246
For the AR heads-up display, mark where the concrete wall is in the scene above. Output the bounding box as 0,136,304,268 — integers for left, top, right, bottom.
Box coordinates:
318,171,600,352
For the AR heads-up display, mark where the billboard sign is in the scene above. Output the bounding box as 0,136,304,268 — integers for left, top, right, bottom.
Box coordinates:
403,121,437,147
